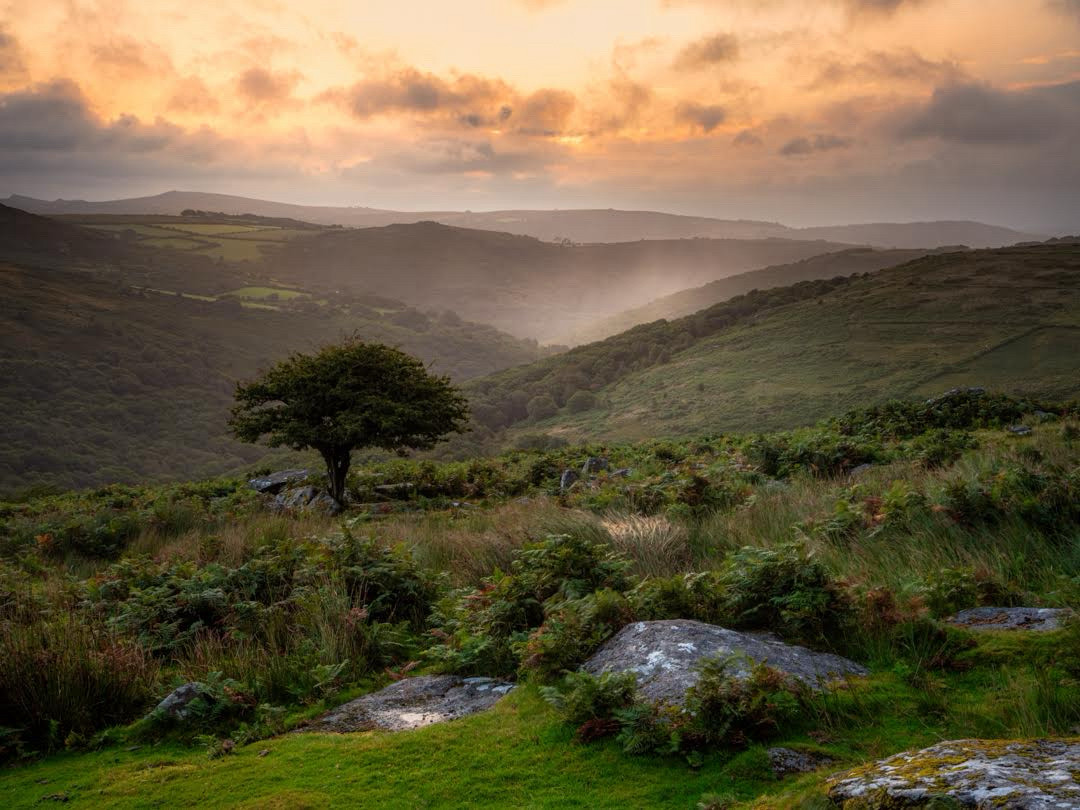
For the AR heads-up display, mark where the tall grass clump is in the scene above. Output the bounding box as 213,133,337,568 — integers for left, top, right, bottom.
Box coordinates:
0,617,159,754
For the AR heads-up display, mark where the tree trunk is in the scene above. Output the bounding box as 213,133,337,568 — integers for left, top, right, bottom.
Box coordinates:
320,446,352,505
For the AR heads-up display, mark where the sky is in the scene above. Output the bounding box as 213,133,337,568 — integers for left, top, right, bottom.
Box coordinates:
1,0,1079,229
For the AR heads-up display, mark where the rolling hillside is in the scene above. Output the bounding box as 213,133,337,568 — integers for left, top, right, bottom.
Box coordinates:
561,246,947,345
0,206,551,493
4,191,1042,248
261,222,854,340
462,241,1080,445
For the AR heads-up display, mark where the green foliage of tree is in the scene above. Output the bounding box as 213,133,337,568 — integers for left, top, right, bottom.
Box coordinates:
229,341,469,502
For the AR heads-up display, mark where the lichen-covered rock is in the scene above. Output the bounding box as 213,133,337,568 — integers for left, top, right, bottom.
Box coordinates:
949,607,1072,633
154,682,205,721
582,620,868,706
827,738,1080,809
303,675,515,733
271,485,342,515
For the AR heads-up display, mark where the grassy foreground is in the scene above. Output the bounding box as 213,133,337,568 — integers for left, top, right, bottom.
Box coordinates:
6,628,1076,810
2,392,1078,807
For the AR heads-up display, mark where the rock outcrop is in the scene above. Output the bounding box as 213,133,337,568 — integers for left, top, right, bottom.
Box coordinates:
304,675,515,733
949,607,1072,633
582,620,868,706
248,469,309,494
827,738,1080,809
271,485,342,515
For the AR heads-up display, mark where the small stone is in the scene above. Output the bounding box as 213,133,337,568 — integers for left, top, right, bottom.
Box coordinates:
949,606,1072,632
154,682,205,721
767,747,834,777
559,469,579,492
258,749,270,758
1007,424,1033,436
848,463,874,478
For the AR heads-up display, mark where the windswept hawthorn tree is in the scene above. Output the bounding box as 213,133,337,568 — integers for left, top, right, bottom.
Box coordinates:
229,340,469,503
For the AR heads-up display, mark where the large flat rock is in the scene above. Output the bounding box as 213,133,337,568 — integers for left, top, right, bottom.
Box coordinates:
827,738,1080,809
582,620,868,705
303,675,514,733
949,607,1072,633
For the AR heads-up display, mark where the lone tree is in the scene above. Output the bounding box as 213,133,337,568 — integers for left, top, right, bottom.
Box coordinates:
229,340,469,504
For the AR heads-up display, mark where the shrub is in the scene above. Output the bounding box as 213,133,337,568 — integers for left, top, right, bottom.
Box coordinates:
429,533,631,677
540,669,637,729
716,543,852,645
519,588,633,680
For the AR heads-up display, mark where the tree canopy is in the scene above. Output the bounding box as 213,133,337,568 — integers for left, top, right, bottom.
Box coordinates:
229,340,470,502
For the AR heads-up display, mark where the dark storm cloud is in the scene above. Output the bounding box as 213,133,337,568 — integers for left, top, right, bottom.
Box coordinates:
675,101,726,132
779,133,853,155
673,34,739,71
808,49,961,89
0,80,229,179
897,80,1080,145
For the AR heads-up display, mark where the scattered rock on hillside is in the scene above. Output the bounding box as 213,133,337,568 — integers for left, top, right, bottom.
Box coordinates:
272,485,342,515
249,469,309,494
560,469,579,491
581,456,610,476
848,463,874,478
949,606,1072,632
926,387,985,404
827,738,1080,809
154,682,205,721
610,468,633,478
1007,424,1033,436
582,620,868,706
767,747,834,777
304,675,515,733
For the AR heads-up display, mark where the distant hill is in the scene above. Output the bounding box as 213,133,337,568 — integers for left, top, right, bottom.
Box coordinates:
0,206,550,493
261,222,854,341
461,242,1080,445
561,247,948,345
4,191,1043,248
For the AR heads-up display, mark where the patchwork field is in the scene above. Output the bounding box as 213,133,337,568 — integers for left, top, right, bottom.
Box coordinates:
60,214,326,264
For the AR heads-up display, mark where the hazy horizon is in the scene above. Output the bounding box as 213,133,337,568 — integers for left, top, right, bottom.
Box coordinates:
2,1,1080,231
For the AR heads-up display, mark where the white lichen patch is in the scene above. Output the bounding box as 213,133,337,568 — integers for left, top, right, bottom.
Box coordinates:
828,738,1080,809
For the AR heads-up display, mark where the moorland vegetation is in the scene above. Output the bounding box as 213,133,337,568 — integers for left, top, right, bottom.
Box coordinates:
2,389,1078,807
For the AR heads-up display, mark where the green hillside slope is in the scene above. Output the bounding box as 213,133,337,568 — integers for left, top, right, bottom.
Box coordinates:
464,242,1080,446
562,247,946,345
0,261,546,494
